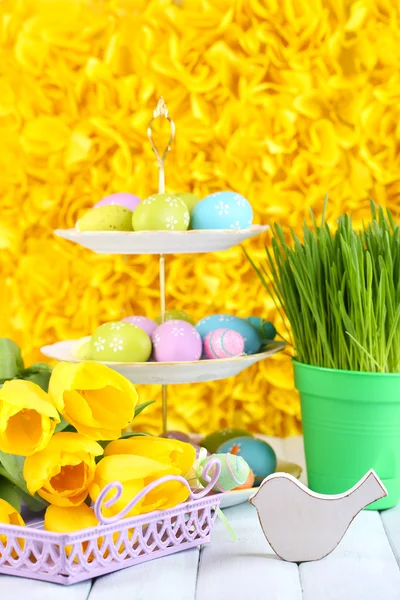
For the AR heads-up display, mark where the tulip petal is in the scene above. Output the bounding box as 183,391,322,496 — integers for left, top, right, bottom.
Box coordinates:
45,503,98,533
105,437,196,475
0,380,59,418
48,362,138,440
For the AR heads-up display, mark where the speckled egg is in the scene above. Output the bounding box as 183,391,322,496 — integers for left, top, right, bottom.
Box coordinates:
201,428,252,454
122,316,158,337
76,205,133,231
204,328,245,359
196,315,262,355
132,193,190,231
151,320,202,362
94,192,141,212
90,321,152,362
155,310,194,325
246,317,277,340
191,191,253,230
175,192,201,214
217,437,277,487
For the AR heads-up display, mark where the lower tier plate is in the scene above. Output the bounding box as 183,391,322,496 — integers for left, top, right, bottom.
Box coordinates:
40,340,285,384
54,225,269,255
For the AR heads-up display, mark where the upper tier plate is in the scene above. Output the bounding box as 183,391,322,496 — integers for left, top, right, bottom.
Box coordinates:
54,225,269,255
40,339,285,385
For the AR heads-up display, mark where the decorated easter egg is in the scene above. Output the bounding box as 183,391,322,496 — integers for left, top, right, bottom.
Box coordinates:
176,192,201,214
246,317,277,340
201,428,252,454
94,192,141,212
155,310,194,325
122,316,158,337
76,205,133,231
90,322,152,362
204,328,244,359
233,469,255,491
191,191,253,230
195,315,262,355
198,453,250,492
217,437,277,487
73,337,92,360
132,193,190,231
152,320,202,362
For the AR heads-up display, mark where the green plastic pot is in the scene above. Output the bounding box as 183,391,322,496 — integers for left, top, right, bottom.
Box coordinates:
293,361,400,510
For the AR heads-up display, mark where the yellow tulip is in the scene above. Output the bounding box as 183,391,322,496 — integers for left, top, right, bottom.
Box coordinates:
103,437,196,514
48,362,138,440
0,380,60,456
44,504,132,560
89,453,190,518
44,504,98,561
105,436,196,477
24,432,103,507
0,498,25,558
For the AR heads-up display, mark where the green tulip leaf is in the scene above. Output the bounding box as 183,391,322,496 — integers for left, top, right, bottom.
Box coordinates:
54,417,70,432
134,400,155,418
19,490,47,512
0,476,21,512
0,339,24,381
0,452,26,489
0,455,47,512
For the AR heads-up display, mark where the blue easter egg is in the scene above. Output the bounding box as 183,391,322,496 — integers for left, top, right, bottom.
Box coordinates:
246,317,277,340
216,437,277,486
196,315,262,355
191,191,253,230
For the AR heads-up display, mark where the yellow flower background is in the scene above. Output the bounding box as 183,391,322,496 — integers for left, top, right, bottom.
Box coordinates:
0,0,397,437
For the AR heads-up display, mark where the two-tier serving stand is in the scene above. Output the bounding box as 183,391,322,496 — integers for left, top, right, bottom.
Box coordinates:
43,97,285,433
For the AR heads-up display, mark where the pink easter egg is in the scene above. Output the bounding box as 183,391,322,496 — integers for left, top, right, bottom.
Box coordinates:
94,192,141,212
152,320,202,362
122,316,157,337
204,328,245,359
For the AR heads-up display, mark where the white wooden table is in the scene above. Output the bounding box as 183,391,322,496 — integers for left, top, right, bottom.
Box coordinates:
2,436,400,599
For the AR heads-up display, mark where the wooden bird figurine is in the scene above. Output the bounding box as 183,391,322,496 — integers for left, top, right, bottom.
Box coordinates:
249,469,387,563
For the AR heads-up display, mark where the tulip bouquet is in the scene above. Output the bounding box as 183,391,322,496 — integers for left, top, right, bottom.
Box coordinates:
0,357,196,539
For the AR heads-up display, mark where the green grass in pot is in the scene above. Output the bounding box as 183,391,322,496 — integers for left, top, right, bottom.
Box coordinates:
249,198,400,373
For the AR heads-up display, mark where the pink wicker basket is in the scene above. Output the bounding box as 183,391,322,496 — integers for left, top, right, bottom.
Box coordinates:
0,459,221,585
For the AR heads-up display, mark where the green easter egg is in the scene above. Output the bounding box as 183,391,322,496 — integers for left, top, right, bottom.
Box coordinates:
132,193,189,231
90,322,151,362
155,310,194,325
198,453,250,492
175,193,201,214
76,206,133,231
201,428,252,454
74,337,92,360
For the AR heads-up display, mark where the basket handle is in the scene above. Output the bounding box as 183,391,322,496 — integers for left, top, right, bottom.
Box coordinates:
94,456,221,525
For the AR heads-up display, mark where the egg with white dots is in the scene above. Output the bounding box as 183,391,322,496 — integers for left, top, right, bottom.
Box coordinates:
151,320,202,362
196,314,262,355
217,437,277,487
191,191,253,230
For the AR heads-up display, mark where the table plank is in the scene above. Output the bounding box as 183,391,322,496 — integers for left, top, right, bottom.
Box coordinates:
300,511,400,600
0,576,91,599
196,502,302,600
88,548,200,600
381,504,400,567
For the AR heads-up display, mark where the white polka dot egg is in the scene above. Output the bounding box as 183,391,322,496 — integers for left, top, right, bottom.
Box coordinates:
151,320,202,362
191,191,253,230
